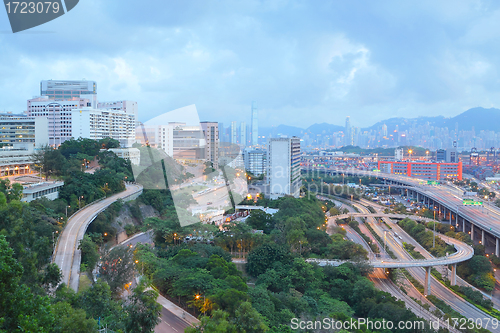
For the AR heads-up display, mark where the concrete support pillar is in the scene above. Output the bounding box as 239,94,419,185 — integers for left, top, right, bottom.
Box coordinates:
463,219,466,234
471,224,474,241
424,266,432,296
451,264,457,286
496,238,499,257
449,210,452,223
481,229,485,246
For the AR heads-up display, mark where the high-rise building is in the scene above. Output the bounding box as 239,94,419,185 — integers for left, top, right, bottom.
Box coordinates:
231,121,238,144
27,96,92,146
41,80,97,108
71,108,136,147
267,137,301,199
240,122,246,148
0,114,48,148
251,101,258,146
345,116,352,146
0,114,49,177
200,121,219,169
382,123,388,137
243,148,266,176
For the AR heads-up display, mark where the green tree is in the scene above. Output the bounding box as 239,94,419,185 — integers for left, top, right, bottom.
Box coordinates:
246,209,274,233
42,263,63,289
125,279,162,333
99,245,135,293
78,235,99,277
78,279,115,320
234,301,269,333
31,145,65,180
246,243,292,277
8,183,23,202
52,302,97,333
186,310,236,333
0,235,55,332
98,137,121,149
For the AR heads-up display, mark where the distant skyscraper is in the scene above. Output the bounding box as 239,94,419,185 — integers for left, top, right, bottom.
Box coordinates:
345,116,352,146
240,122,246,147
251,101,258,146
219,122,224,142
231,121,238,144
382,123,388,137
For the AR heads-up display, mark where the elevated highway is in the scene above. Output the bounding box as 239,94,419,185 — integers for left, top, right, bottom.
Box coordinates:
307,213,473,294
54,184,143,291
305,166,500,256
333,212,435,223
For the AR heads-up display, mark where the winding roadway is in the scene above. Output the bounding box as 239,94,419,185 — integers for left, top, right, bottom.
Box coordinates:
308,212,474,268
54,184,143,291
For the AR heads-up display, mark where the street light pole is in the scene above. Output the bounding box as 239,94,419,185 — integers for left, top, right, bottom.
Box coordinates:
384,231,387,254
433,222,436,248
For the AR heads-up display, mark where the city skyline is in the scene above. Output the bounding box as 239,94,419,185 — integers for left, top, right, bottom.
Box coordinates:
2,1,500,127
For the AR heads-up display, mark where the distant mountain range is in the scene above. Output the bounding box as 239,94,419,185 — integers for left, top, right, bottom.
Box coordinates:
260,107,500,138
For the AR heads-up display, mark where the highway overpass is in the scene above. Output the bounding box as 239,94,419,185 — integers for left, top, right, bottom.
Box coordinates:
308,213,474,295
305,166,500,257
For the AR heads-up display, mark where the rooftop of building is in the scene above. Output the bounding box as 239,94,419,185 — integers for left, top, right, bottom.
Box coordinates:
22,181,64,193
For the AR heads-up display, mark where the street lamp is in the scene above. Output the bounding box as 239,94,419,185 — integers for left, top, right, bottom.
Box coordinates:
408,149,413,161
384,230,387,253
52,230,59,252
65,205,70,217
195,294,206,315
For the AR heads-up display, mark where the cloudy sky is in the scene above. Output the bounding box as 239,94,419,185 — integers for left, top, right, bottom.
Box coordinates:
1,0,500,128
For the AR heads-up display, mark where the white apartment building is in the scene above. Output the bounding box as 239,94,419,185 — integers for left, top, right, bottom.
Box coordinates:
98,100,138,124
27,96,91,146
0,114,48,147
71,108,136,147
267,137,301,199
243,149,266,176
0,114,49,177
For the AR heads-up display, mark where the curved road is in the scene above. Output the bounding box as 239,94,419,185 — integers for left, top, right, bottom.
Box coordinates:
320,167,500,240
322,196,498,330
54,184,143,291
308,213,474,268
